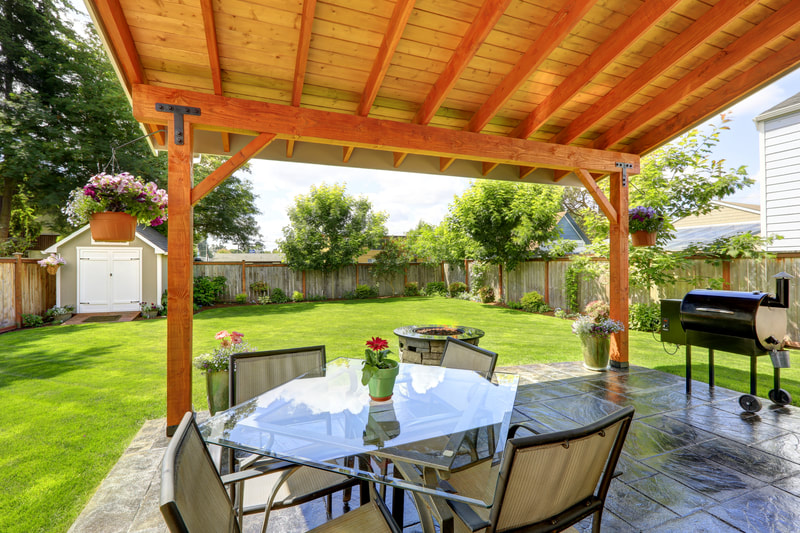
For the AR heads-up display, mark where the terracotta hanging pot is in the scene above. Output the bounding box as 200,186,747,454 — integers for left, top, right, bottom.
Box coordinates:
89,212,137,242
631,230,657,247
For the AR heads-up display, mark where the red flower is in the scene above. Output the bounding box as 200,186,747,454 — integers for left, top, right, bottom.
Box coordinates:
366,337,389,352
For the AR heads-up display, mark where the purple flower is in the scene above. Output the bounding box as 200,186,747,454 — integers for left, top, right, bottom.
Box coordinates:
150,217,164,227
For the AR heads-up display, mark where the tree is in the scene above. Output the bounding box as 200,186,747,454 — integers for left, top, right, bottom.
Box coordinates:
278,183,387,294
448,180,563,271
371,238,410,295
404,220,475,265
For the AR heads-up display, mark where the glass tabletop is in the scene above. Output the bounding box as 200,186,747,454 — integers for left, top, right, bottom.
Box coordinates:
199,357,519,506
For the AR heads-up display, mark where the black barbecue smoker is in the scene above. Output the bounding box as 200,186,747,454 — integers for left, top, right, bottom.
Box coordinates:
661,272,794,413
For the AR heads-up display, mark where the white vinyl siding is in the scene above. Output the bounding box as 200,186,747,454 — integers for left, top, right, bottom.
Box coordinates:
763,112,800,251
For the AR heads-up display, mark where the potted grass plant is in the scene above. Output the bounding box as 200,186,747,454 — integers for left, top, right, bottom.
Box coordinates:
572,300,624,371
361,336,399,401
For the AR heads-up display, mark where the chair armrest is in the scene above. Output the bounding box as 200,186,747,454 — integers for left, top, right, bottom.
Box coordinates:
445,499,491,533
220,460,298,485
507,422,541,438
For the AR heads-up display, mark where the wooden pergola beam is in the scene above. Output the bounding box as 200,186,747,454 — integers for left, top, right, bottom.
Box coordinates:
466,0,594,133
576,168,616,223
292,0,317,107
357,0,416,117
132,85,638,174
510,0,681,139
414,0,512,126
191,133,276,206
592,0,800,150
552,0,758,145
608,171,629,366
199,0,222,95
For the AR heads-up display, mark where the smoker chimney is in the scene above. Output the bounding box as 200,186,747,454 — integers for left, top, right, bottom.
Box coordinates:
772,272,794,309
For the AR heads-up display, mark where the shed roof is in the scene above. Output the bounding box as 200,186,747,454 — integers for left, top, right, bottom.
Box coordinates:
43,225,168,254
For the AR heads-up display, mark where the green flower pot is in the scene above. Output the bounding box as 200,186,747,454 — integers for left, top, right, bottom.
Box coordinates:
367,361,399,401
581,335,610,372
205,370,229,415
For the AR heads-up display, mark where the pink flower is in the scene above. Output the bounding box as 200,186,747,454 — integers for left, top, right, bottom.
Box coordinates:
215,330,229,340
230,331,244,345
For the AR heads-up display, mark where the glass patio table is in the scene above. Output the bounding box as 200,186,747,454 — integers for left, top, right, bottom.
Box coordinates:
199,357,519,529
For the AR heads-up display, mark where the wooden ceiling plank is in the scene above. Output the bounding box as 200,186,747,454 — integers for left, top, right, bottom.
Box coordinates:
593,0,800,150
191,133,276,205
482,161,499,176
510,0,682,140
93,0,145,87
292,0,317,107
357,0,416,117
132,84,640,174
393,152,408,168
576,168,616,222
414,0,513,125
552,0,760,145
199,0,223,95
627,35,800,155
466,0,595,133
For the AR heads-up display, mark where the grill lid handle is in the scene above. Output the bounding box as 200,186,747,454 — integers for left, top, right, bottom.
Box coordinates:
694,307,735,315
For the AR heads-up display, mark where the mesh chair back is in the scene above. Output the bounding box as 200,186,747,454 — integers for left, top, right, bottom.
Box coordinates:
160,412,240,533
440,337,498,379
491,406,634,532
230,346,326,405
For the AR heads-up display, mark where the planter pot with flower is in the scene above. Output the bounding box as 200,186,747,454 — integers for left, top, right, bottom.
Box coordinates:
45,305,75,324
38,254,66,275
63,172,168,242
361,336,399,401
629,206,664,247
193,330,254,415
572,300,625,371
140,302,161,319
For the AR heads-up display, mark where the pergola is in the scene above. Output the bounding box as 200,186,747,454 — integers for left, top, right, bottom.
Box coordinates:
83,0,800,433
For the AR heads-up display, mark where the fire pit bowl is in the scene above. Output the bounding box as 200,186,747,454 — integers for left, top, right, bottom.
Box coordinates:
393,325,485,366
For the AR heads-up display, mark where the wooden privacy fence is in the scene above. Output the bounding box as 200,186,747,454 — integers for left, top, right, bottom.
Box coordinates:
0,254,57,331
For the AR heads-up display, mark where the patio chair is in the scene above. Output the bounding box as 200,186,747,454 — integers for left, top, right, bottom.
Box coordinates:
228,346,360,530
440,337,498,379
440,405,635,533
160,412,400,533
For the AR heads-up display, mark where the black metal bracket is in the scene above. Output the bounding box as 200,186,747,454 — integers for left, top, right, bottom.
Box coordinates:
155,103,201,145
615,162,632,187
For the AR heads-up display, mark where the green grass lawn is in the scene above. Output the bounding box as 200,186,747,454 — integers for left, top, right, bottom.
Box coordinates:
3,297,799,532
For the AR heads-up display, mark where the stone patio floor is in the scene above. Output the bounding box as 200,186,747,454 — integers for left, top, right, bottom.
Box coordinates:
68,362,800,532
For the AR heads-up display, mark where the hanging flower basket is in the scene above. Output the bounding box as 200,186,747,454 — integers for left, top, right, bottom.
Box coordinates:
90,212,137,242
38,253,66,274
631,230,657,247
45,265,60,275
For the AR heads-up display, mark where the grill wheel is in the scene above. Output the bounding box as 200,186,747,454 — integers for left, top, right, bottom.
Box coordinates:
768,388,792,406
738,394,762,413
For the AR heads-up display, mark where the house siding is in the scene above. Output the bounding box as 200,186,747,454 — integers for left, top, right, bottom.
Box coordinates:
763,112,800,251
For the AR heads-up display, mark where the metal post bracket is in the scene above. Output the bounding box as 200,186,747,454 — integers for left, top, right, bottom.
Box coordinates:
615,162,632,187
155,103,201,145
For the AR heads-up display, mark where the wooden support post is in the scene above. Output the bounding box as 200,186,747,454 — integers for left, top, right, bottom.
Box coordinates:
464,259,469,292
356,264,359,286
166,120,195,436
608,170,629,367
13,252,23,329
403,268,407,288
241,261,246,294
440,262,445,283
722,260,731,290
302,270,306,298
499,264,504,300
544,260,550,304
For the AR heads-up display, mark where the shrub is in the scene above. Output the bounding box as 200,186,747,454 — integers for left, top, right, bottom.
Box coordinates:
307,294,327,301
193,275,227,307
520,291,550,313
424,281,447,297
355,284,378,299
584,300,610,322
161,290,168,315
343,290,356,300
270,287,289,304
630,302,661,332
23,314,44,328
448,281,467,297
478,286,494,303
235,293,248,304
403,282,420,297
257,295,271,305
292,290,304,302
507,301,524,310
249,281,269,293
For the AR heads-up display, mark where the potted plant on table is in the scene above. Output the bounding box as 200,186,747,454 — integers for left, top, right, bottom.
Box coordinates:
63,172,168,242
361,336,399,401
628,206,664,247
193,330,255,415
572,300,624,371
37,254,66,275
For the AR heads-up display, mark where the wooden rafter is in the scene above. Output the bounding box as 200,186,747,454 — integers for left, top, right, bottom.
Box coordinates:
414,0,512,126
576,168,616,223
518,166,535,180
552,0,759,145
553,170,569,182
133,85,639,174
292,0,317,107
510,0,681,140
191,133,276,205
393,152,408,168
286,140,296,158
482,162,499,176
343,146,355,162
627,34,800,155
357,0,416,117
466,0,595,133
592,0,800,150
199,0,222,95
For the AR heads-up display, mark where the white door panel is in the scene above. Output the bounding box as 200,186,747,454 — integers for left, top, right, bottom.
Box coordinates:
78,248,142,313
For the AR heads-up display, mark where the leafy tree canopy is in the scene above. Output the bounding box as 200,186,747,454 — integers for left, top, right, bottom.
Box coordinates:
371,238,411,295
404,220,476,265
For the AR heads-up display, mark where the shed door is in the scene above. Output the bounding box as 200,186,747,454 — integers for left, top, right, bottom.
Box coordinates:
78,248,142,312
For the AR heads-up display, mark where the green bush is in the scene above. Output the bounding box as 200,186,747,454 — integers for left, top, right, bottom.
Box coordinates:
249,281,269,293
160,290,168,316
193,275,227,307
307,294,327,301
403,282,420,297
520,291,550,313
235,293,248,304
448,281,467,297
424,281,447,297
507,301,524,310
270,287,289,304
343,290,356,300
478,286,494,303
292,290,304,302
258,295,271,305
630,302,661,332
355,284,378,299
22,314,44,328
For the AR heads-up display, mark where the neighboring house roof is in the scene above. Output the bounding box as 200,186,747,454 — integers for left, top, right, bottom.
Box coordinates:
206,253,284,262
43,224,168,254
673,201,760,228
666,201,760,251
754,90,800,122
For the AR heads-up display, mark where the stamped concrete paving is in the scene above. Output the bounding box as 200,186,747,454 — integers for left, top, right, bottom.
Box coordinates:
69,362,800,532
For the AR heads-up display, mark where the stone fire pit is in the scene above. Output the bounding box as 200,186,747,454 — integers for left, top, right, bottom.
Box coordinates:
393,325,485,366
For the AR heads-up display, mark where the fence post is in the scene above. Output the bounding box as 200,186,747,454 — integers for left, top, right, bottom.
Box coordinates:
302,270,306,298
499,264,504,300
14,252,23,329
722,260,731,290
464,259,469,292
241,261,246,294
544,260,550,304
